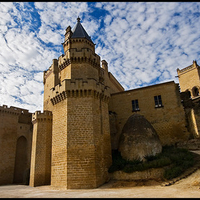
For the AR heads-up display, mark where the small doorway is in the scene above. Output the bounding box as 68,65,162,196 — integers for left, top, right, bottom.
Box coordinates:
13,136,28,184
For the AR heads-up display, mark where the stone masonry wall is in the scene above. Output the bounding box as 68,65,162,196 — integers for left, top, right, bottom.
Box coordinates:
0,105,32,185
30,111,52,187
51,94,112,189
51,99,68,188
177,61,200,97
0,107,19,185
67,97,97,189
109,81,190,149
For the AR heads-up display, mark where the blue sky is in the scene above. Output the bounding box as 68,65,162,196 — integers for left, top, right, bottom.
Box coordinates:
1,2,200,112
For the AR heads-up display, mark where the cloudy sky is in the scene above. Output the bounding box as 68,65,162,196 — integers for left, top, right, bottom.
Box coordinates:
1,2,200,113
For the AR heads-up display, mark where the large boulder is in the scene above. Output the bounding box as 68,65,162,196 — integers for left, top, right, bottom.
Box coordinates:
118,113,162,161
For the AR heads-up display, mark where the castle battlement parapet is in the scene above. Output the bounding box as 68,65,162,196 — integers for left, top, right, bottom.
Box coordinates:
50,78,110,105
32,110,52,123
43,65,53,80
0,104,30,115
177,60,199,76
57,48,100,71
44,47,101,83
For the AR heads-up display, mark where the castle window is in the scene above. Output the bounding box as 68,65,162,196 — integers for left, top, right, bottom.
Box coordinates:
192,86,199,97
132,99,140,112
154,95,163,108
187,90,191,98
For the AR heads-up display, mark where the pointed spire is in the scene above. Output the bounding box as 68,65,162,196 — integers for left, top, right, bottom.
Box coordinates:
71,17,93,43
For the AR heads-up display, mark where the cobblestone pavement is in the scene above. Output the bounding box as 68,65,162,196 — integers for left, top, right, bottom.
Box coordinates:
1,150,200,198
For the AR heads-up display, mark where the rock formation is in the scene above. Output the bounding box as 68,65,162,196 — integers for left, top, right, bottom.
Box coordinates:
118,113,162,161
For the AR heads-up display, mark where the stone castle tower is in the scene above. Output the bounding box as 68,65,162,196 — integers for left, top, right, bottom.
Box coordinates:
177,60,200,138
177,60,200,98
29,17,124,189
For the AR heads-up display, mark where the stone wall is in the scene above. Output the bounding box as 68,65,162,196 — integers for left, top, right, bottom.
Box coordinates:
50,87,112,189
0,105,32,185
110,168,165,181
109,81,190,149
51,99,68,188
177,61,200,97
29,111,52,187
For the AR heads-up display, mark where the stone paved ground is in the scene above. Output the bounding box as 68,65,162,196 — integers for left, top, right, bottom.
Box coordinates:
0,177,200,198
1,150,200,198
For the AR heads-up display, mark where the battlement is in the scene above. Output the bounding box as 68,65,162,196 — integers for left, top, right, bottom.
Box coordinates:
43,64,53,81
44,48,101,83
63,37,94,50
177,60,199,76
32,110,52,122
58,48,100,71
0,104,30,115
50,78,110,105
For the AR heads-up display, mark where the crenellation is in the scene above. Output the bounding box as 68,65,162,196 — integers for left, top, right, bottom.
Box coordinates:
58,48,100,71
32,110,52,122
49,78,110,105
44,65,53,80
177,60,199,76
0,104,30,115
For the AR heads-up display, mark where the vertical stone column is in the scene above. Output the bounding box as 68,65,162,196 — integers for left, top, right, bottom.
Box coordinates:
29,111,52,187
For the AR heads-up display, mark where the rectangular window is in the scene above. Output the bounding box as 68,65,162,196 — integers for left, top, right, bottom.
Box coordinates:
154,95,163,108
132,99,140,112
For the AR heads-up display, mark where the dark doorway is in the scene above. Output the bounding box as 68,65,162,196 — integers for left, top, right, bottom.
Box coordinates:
13,136,28,184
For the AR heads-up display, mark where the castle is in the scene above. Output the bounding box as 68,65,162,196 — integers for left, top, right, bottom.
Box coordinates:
0,17,200,189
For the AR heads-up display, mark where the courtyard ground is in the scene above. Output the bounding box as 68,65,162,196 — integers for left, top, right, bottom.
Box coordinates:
1,150,200,198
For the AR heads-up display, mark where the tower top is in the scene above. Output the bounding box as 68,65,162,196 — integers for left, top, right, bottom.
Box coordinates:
71,17,93,43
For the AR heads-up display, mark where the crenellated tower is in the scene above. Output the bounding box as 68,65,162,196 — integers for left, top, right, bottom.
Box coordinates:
177,60,200,138
43,17,104,111
30,17,122,189
29,111,52,187
177,60,200,99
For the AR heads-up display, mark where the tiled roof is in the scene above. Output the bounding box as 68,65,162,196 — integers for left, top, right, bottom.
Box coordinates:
71,17,93,43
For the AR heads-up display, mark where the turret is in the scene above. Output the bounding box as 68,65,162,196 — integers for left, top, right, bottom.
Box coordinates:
30,110,52,187
102,60,108,72
62,17,95,53
177,60,200,98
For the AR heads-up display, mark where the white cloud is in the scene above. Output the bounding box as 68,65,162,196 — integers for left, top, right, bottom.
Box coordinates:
94,2,200,90
1,2,200,112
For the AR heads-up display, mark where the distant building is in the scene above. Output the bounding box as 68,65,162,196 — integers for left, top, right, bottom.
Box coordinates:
0,17,199,188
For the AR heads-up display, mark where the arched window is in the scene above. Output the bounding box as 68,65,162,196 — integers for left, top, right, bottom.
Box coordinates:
192,86,199,97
